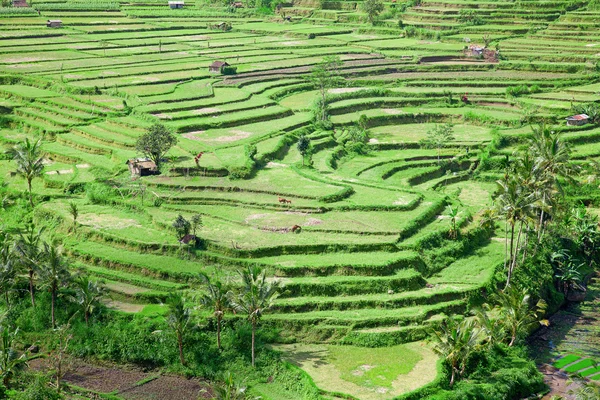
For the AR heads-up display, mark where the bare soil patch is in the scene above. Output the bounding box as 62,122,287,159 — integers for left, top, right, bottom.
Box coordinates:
120,375,211,400
182,131,205,140
193,107,220,114
382,108,403,115
266,161,288,168
210,129,252,143
79,214,141,230
105,300,145,313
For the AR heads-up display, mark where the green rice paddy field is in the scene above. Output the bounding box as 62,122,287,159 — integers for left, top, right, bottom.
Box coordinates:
1,0,599,397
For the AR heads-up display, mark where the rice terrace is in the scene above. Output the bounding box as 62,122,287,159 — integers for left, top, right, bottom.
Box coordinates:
2,0,600,398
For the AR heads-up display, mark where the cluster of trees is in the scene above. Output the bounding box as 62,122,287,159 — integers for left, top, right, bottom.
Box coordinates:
431,287,547,387
0,227,105,331
0,226,106,394
486,124,587,289
171,266,281,368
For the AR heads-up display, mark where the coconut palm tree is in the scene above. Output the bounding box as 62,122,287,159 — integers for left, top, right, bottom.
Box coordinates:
445,205,460,239
38,243,71,329
14,224,45,308
214,372,248,400
8,138,45,208
495,175,538,288
430,318,482,387
492,287,548,347
198,273,229,350
71,275,106,326
166,293,191,366
229,266,280,367
529,124,575,241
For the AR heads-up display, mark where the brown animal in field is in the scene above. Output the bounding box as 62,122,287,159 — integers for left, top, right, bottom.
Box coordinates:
291,225,301,233
278,197,292,204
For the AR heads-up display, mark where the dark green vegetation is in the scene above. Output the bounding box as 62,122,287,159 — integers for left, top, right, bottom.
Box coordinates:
1,0,600,398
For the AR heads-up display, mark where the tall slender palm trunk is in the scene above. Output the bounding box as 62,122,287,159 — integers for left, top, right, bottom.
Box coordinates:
51,285,56,329
177,331,185,366
217,315,222,350
29,269,36,307
251,320,256,367
27,179,33,208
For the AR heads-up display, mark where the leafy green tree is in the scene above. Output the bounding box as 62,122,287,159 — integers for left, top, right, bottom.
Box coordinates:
230,266,281,367
135,123,178,170
420,123,455,162
309,56,343,121
362,0,384,24
38,243,71,329
492,287,548,347
430,318,482,387
71,275,106,325
551,249,584,298
166,293,191,366
172,214,191,240
8,138,45,208
15,224,45,308
297,135,311,166
198,273,229,350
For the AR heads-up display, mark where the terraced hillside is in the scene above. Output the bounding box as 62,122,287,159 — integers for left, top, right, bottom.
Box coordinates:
1,0,600,397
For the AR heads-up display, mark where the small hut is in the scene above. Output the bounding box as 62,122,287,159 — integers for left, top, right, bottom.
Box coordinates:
209,60,230,73
126,158,158,177
12,0,28,7
467,45,484,57
46,20,62,28
168,1,184,8
179,234,197,245
566,114,590,126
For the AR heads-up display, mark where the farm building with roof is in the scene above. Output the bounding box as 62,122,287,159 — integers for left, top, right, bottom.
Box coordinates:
566,114,590,126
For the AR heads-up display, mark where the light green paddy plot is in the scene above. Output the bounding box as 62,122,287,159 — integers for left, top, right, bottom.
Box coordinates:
273,342,439,400
370,123,494,144
365,38,465,51
145,165,342,199
443,180,497,209
181,203,434,233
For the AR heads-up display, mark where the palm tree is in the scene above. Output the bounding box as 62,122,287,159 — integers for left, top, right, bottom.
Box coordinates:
492,287,548,347
166,293,191,366
69,202,79,229
198,273,229,350
8,138,45,208
214,372,248,400
0,237,16,308
472,305,505,346
71,275,106,326
230,266,281,367
38,243,71,329
495,174,538,288
529,124,575,242
446,205,460,239
14,224,45,308
430,318,482,387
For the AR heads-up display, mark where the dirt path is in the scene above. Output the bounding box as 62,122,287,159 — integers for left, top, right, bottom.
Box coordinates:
30,359,212,399
530,274,600,398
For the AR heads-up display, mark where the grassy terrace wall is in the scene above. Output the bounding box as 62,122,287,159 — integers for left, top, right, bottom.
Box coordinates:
0,2,596,398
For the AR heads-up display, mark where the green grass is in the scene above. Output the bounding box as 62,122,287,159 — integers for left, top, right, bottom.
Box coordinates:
328,344,422,389
554,354,582,369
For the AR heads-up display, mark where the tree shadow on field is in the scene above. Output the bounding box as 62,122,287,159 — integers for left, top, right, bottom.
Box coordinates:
279,345,329,369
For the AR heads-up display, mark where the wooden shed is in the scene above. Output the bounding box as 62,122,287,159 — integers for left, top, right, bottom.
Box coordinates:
209,60,229,73
46,20,62,28
168,1,184,8
12,0,28,7
126,158,158,177
566,113,589,126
